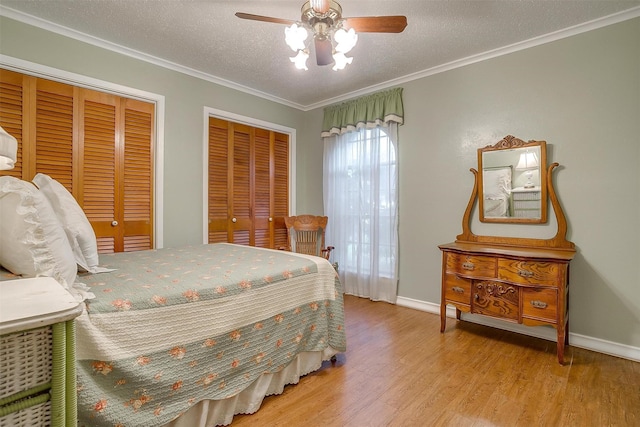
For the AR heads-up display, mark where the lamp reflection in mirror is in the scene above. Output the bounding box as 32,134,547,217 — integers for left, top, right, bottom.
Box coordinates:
0,125,17,170
516,150,539,189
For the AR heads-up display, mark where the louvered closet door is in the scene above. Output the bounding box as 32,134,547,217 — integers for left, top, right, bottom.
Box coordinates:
231,123,252,245
208,119,253,245
272,131,289,248
122,98,154,252
207,117,289,249
1,72,79,185
34,80,75,188
253,128,271,247
0,70,154,254
79,90,120,252
0,73,76,185
254,128,289,249
0,69,27,179
79,91,154,253
208,117,230,243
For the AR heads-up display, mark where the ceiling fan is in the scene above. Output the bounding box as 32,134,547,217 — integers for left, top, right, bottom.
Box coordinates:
236,0,407,70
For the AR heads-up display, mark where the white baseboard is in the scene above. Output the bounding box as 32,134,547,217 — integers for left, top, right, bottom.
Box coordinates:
396,296,640,363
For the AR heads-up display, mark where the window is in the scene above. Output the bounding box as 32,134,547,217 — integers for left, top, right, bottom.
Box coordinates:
323,124,399,303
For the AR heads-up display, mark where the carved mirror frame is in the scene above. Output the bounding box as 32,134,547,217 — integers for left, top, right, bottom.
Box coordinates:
457,135,574,250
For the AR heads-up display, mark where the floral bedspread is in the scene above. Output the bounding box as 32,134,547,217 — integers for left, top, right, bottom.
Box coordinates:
73,243,346,427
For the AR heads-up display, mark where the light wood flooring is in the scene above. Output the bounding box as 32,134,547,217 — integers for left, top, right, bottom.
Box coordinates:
231,295,640,426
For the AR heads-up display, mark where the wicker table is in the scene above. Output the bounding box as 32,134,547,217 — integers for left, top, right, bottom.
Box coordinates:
0,277,83,427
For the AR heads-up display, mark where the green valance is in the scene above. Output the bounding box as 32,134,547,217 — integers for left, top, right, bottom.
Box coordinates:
321,87,404,137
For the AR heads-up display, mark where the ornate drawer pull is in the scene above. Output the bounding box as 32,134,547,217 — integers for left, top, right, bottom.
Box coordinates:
518,269,534,278
530,300,547,309
451,286,464,294
462,262,475,270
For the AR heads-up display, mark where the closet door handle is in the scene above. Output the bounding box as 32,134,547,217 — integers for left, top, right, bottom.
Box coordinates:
269,217,273,222
111,220,118,226
231,217,237,223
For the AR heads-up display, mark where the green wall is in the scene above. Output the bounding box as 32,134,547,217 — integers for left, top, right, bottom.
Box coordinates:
302,18,640,351
400,18,640,349
2,15,639,352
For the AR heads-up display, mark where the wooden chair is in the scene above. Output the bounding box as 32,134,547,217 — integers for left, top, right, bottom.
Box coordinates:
283,215,334,261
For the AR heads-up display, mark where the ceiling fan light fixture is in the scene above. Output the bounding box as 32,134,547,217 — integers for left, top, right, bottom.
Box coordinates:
285,23,308,51
237,0,406,71
290,49,310,70
332,52,352,71
334,27,357,53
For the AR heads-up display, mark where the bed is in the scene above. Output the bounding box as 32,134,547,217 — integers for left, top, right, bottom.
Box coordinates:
482,166,513,218
0,175,346,426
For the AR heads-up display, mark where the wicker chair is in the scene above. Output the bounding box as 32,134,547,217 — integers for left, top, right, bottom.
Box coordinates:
283,215,334,262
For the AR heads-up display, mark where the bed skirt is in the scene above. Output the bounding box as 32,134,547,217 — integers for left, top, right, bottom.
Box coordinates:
164,347,339,427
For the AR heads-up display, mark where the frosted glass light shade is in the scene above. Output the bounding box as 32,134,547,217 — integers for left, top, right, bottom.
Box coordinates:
285,23,308,52
332,52,353,71
334,28,357,53
290,49,310,70
0,126,17,170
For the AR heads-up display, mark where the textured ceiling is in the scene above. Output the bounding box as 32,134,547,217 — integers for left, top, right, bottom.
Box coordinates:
1,1,639,109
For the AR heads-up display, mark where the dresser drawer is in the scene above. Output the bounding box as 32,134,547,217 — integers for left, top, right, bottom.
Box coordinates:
471,281,519,321
522,288,558,322
445,253,495,278
497,259,560,286
443,273,472,304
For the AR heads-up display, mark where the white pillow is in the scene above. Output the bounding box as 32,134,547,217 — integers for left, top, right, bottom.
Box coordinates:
0,176,77,288
32,173,99,272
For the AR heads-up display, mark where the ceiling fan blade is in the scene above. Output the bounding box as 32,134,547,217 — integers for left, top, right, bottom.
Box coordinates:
235,12,296,26
315,38,333,66
343,16,408,33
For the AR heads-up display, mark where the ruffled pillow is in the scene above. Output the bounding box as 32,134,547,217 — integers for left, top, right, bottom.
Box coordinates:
0,176,77,288
33,173,100,272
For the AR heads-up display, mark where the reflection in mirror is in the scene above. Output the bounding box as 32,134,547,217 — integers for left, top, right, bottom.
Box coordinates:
478,136,547,223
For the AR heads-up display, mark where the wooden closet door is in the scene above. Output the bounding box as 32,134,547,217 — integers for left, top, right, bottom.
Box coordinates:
273,131,289,248
253,128,271,247
208,117,230,243
207,117,288,249
78,90,120,252
34,79,75,188
0,70,154,254
122,98,154,252
230,122,252,245
0,69,26,180
79,92,154,253
0,73,75,187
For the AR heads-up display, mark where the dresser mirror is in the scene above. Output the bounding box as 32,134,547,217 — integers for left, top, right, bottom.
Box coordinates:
478,136,548,223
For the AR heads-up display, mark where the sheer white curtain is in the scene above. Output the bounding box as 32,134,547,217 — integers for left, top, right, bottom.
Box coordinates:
323,124,398,303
